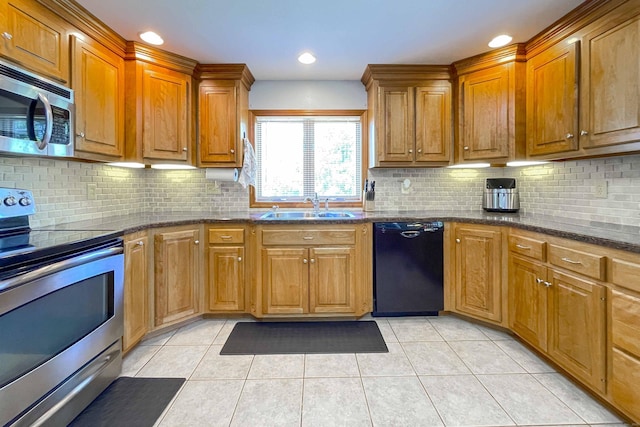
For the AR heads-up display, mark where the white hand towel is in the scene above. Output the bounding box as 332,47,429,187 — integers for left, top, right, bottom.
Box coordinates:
238,138,257,188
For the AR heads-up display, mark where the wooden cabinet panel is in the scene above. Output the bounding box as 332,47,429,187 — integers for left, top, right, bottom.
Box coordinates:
379,86,414,162
454,226,502,322
72,35,124,160
208,228,244,244
581,12,640,150
309,247,356,314
611,289,640,357
208,246,244,311
547,270,605,392
548,243,605,280
142,67,190,161
415,85,451,162
611,348,640,421
460,66,509,161
526,41,579,157
509,255,548,351
262,247,308,314
262,229,356,246
610,257,640,293
154,228,199,326
0,0,69,82
123,233,148,352
199,82,238,164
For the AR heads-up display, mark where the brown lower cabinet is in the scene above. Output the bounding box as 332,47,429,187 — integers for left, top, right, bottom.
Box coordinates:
206,227,245,312
123,231,148,352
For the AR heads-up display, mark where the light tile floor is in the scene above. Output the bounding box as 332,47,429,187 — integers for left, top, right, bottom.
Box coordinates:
122,316,630,427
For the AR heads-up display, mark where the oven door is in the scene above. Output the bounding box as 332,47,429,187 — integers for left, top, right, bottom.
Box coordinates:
0,243,123,426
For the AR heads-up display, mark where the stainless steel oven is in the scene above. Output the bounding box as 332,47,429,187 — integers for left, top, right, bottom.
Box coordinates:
0,189,123,426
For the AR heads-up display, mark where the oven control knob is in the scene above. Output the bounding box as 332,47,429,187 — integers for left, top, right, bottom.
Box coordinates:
4,196,17,206
19,197,32,206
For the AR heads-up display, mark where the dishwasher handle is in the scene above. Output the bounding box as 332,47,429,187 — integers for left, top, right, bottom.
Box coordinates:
400,231,422,239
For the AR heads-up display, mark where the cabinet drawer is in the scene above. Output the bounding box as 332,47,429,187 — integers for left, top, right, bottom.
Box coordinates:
208,228,244,244
611,348,640,421
508,235,546,261
548,244,605,280
262,229,356,246
611,290,640,358
611,258,640,293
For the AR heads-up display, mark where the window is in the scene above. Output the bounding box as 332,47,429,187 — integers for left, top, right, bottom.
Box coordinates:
251,111,364,207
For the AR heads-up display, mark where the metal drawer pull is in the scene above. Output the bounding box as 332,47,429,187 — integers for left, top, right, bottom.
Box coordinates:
566,133,574,139
194,240,199,245
536,278,544,284
303,236,314,240
310,259,315,263
561,257,582,265
220,235,232,239
456,238,461,243
137,241,144,246
2,32,12,40
303,258,308,264
516,244,531,250
237,257,242,262
543,281,552,287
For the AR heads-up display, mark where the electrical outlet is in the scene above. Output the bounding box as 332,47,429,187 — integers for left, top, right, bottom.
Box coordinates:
594,180,608,199
87,183,97,200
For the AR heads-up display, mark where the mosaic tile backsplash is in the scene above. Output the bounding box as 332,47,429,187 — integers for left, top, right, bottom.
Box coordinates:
1,154,639,228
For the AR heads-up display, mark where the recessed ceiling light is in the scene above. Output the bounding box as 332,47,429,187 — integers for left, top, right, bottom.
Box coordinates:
488,34,512,48
298,52,316,65
139,31,164,46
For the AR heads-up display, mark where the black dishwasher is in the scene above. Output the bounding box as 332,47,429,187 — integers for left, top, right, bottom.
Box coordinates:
373,222,444,316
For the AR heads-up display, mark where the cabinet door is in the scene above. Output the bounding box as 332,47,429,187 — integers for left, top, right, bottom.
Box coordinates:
154,229,199,326
309,247,356,314
262,247,308,314
208,246,244,311
0,0,69,82
460,65,509,160
581,11,640,149
526,41,579,157
142,67,190,161
199,81,239,164
415,84,451,162
547,270,605,392
509,255,547,351
378,86,415,162
611,348,640,421
454,226,502,322
123,235,148,352
71,36,125,160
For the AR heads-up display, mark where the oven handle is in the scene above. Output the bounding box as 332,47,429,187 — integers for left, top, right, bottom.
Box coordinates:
0,246,123,292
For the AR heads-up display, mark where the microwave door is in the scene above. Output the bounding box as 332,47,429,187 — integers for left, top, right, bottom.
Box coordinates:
27,93,53,150
0,89,47,156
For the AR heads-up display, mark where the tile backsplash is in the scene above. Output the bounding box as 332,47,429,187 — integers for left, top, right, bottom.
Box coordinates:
1,154,639,228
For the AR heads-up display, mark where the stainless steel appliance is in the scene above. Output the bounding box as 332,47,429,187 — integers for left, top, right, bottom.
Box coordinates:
482,178,520,212
0,188,123,426
373,222,444,316
0,59,74,157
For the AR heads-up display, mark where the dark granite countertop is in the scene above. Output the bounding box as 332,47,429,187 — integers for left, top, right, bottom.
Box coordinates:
36,210,640,254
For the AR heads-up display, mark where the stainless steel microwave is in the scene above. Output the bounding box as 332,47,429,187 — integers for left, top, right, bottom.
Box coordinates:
0,59,74,157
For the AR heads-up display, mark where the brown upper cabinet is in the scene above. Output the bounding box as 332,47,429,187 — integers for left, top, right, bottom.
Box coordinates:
361,65,452,168
0,0,70,83
71,35,125,161
124,42,197,165
196,64,254,167
453,44,526,164
526,0,640,160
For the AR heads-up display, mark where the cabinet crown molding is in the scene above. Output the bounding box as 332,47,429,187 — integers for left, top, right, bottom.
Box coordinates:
125,41,198,74
453,43,526,76
196,64,255,89
361,64,452,88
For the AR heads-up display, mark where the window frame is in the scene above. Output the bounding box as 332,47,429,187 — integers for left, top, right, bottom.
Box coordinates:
249,109,368,209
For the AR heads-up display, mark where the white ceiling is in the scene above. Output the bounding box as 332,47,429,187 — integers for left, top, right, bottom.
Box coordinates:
75,0,585,80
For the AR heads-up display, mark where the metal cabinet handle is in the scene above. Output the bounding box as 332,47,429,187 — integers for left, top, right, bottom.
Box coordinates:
230,149,235,154
303,258,308,264
2,32,12,40
580,130,589,136
220,235,232,240
566,133,574,139
516,244,531,250
303,236,314,240
456,238,461,243
543,281,552,288
237,256,242,262
310,259,315,263
408,149,413,153
463,146,469,151
417,149,422,153
137,241,144,246
76,132,85,138
561,257,581,265
194,240,200,245
536,278,544,284
182,147,187,152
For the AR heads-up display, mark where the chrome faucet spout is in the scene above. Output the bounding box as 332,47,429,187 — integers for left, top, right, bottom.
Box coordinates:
304,193,321,214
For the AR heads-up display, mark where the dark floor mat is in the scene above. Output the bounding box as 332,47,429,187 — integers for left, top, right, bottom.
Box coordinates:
68,377,185,427
220,321,388,355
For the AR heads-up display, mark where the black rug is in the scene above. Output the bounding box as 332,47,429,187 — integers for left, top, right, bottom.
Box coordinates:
68,377,185,427
220,321,388,355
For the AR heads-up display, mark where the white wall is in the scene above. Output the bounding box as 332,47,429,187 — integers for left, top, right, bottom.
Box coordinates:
249,81,367,110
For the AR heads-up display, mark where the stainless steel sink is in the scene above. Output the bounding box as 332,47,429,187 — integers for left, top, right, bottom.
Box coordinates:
259,211,356,220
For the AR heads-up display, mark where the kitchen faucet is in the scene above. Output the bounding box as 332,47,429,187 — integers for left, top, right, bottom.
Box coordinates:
304,193,320,214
